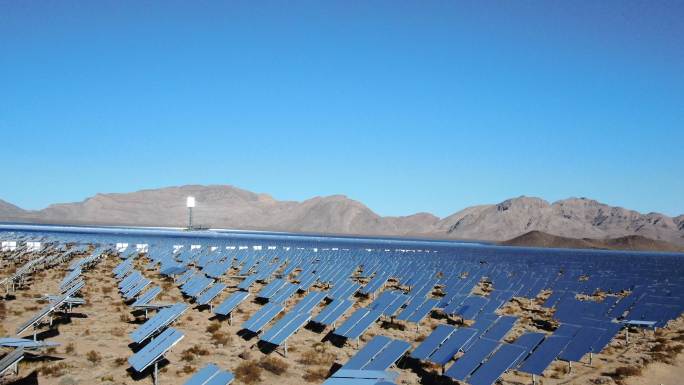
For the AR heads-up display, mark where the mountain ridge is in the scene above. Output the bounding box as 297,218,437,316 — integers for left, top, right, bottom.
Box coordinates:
1,185,682,248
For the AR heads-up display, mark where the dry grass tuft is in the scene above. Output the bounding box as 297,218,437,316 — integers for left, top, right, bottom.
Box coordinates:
235,360,263,384
86,350,103,364
298,343,336,366
303,367,329,382
210,330,232,346
607,366,642,382
39,362,69,377
206,322,221,333
181,345,210,362
259,356,289,375
178,364,196,375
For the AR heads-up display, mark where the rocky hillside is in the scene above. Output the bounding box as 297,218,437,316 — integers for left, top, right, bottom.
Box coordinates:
435,196,684,246
1,185,682,248
500,230,684,252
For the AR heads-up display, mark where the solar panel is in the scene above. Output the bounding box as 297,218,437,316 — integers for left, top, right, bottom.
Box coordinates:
395,298,424,321
481,316,517,341
214,291,250,316
130,303,188,344
237,274,259,290
323,369,398,385
257,279,287,299
59,268,82,291
405,298,439,323
0,347,23,376
0,337,60,350
124,278,151,300
410,324,456,360
242,303,284,333
261,311,311,346
198,283,227,306
518,336,572,375
132,286,162,308
270,283,300,304
335,308,371,336
345,310,383,339
510,332,545,367
444,338,500,381
183,276,214,298
184,363,235,385
429,327,479,365
559,326,606,362
119,271,143,292
343,336,392,370
591,322,622,353
313,299,354,326
554,323,581,337
128,327,184,372
291,291,327,314
16,280,85,335
380,294,408,317
364,339,411,370
467,343,525,385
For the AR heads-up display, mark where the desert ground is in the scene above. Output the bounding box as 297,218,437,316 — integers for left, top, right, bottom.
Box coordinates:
1,248,683,385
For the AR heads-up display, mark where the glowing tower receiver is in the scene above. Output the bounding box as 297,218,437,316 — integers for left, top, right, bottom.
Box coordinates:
186,196,195,229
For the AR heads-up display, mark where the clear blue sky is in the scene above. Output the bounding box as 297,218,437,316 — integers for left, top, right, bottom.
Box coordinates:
1,1,682,217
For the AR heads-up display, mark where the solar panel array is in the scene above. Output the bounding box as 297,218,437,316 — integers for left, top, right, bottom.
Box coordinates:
2,224,683,385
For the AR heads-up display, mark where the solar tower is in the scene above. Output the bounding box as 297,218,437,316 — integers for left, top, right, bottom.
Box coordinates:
186,196,195,229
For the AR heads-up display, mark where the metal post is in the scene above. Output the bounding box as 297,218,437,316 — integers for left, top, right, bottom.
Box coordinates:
153,361,158,385
532,374,537,385
589,352,593,365
188,207,193,229
625,328,629,344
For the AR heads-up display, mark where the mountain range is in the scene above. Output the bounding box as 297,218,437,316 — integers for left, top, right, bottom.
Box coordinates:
1,185,682,250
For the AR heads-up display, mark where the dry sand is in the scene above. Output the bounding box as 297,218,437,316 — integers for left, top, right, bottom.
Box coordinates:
1,251,682,385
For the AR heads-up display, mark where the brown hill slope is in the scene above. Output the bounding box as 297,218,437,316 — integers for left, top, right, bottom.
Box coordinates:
500,230,684,252
1,185,682,248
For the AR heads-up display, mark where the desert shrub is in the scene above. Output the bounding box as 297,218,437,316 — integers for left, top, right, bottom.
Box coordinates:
86,350,103,364
101,286,113,295
303,367,328,382
111,327,125,337
211,331,232,346
206,322,221,333
40,362,69,377
65,342,76,354
298,346,336,366
119,313,130,322
100,375,114,381
181,345,210,361
113,357,127,366
381,321,405,331
259,356,288,375
178,364,195,375
235,360,262,384
609,366,642,381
